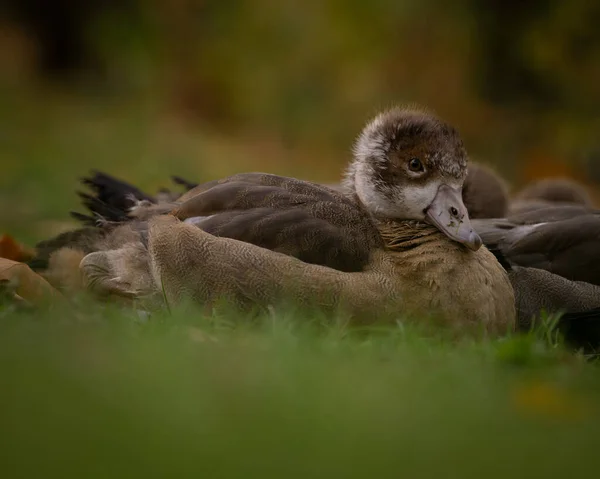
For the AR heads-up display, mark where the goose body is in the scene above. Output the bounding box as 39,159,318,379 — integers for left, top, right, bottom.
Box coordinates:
473,207,600,286
35,106,516,333
80,214,514,332
514,177,593,205
487,252,600,351
509,177,594,216
72,171,514,332
506,265,600,329
472,203,600,345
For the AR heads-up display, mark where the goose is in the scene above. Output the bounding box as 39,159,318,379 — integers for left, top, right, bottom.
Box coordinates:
487,247,600,352
35,107,516,333
472,205,600,286
509,177,594,215
174,106,483,251
467,198,600,349
64,175,600,349
170,170,598,345
461,162,509,219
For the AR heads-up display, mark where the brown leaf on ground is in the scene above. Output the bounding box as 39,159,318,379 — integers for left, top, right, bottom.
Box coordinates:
0,234,36,262
0,258,66,306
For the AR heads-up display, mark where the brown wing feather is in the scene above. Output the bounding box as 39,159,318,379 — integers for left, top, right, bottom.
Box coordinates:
507,205,600,224
173,183,321,219
474,213,600,285
175,172,348,206
506,216,600,285
171,173,384,272
195,205,382,272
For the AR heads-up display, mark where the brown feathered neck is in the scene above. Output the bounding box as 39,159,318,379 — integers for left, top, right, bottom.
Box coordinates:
375,220,443,252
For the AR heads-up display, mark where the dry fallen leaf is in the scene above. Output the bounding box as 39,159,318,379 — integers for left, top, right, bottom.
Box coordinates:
0,234,36,262
0,258,65,306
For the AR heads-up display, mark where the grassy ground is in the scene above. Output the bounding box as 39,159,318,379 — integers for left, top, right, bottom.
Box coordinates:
2,86,600,478
1,303,599,479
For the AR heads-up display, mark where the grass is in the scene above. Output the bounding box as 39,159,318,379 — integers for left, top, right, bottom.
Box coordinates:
2,84,600,478
1,300,600,478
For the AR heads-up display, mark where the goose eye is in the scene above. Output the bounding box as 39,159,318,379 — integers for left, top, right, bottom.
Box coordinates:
408,158,424,172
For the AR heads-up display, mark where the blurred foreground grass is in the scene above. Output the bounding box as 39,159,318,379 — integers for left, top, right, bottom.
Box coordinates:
1,303,599,478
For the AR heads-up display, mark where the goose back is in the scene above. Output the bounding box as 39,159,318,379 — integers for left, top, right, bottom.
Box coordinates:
170,173,385,272
508,266,600,330
473,213,600,285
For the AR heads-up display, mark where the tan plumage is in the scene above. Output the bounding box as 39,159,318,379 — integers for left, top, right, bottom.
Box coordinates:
374,221,514,331
80,214,515,333
44,248,87,292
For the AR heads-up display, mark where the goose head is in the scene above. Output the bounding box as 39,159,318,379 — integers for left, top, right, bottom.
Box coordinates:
515,177,592,206
342,106,482,251
462,162,509,219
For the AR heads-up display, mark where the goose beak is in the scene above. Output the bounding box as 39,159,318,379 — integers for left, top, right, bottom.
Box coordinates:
425,184,482,251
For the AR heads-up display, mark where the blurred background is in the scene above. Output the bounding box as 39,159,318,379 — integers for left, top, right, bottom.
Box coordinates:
1,0,600,244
